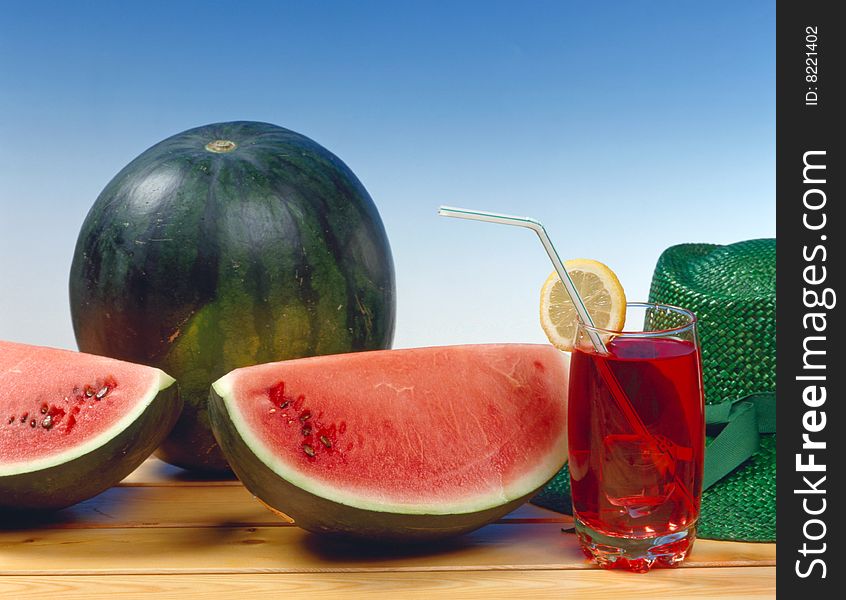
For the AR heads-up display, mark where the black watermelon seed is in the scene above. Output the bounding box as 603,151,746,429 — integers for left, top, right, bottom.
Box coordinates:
301,426,312,436
299,411,311,422
42,415,53,429
40,404,49,414
280,401,289,409
303,444,315,457
95,386,110,399
320,435,332,448
29,419,36,428
20,413,28,423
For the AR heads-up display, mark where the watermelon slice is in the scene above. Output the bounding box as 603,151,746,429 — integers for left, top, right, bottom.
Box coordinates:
0,340,181,511
209,344,569,541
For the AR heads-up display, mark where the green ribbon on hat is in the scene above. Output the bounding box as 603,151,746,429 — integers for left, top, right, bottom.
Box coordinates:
703,392,776,490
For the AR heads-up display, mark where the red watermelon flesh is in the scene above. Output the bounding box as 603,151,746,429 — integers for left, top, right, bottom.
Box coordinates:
210,344,569,537
1,340,180,511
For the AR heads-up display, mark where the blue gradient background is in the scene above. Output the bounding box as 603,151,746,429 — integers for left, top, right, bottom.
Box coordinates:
0,1,775,351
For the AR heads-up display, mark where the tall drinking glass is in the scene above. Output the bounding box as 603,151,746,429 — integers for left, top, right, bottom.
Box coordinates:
568,303,704,572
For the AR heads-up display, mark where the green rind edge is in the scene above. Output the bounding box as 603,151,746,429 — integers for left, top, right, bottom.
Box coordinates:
0,381,182,512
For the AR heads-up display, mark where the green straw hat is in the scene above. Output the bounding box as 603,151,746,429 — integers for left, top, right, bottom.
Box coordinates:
533,238,776,542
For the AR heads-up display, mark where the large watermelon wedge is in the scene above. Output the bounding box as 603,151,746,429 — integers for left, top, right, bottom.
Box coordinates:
209,344,569,541
0,341,181,511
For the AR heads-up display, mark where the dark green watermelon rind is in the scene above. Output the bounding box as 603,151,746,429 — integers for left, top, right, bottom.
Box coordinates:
0,380,182,512
154,391,231,474
208,386,549,542
69,121,396,473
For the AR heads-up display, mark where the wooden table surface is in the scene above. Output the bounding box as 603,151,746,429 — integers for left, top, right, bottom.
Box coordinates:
1,457,775,599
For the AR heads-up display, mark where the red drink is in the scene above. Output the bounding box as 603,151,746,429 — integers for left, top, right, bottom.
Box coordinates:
568,306,704,572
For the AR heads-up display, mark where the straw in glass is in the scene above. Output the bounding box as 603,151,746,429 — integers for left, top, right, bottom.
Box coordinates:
437,205,691,500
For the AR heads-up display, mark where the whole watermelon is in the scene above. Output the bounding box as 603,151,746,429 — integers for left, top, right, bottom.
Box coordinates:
69,121,396,472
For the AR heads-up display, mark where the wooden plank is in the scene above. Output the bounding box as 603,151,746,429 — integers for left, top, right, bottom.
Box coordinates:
119,457,240,487
0,486,276,530
0,487,569,530
0,567,777,599
0,523,775,575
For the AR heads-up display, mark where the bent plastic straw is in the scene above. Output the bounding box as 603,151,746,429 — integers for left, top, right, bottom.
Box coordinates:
437,205,695,510
437,205,609,354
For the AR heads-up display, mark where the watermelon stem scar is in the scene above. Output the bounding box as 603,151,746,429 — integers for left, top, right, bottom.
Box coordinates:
205,139,237,153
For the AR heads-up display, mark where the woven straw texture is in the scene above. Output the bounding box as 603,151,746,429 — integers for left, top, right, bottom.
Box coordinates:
533,239,776,542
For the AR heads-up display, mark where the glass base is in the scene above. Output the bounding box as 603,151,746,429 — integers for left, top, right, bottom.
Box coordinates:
575,520,696,573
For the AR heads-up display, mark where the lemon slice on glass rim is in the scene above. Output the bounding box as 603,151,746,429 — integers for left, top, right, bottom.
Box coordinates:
539,258,627,352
